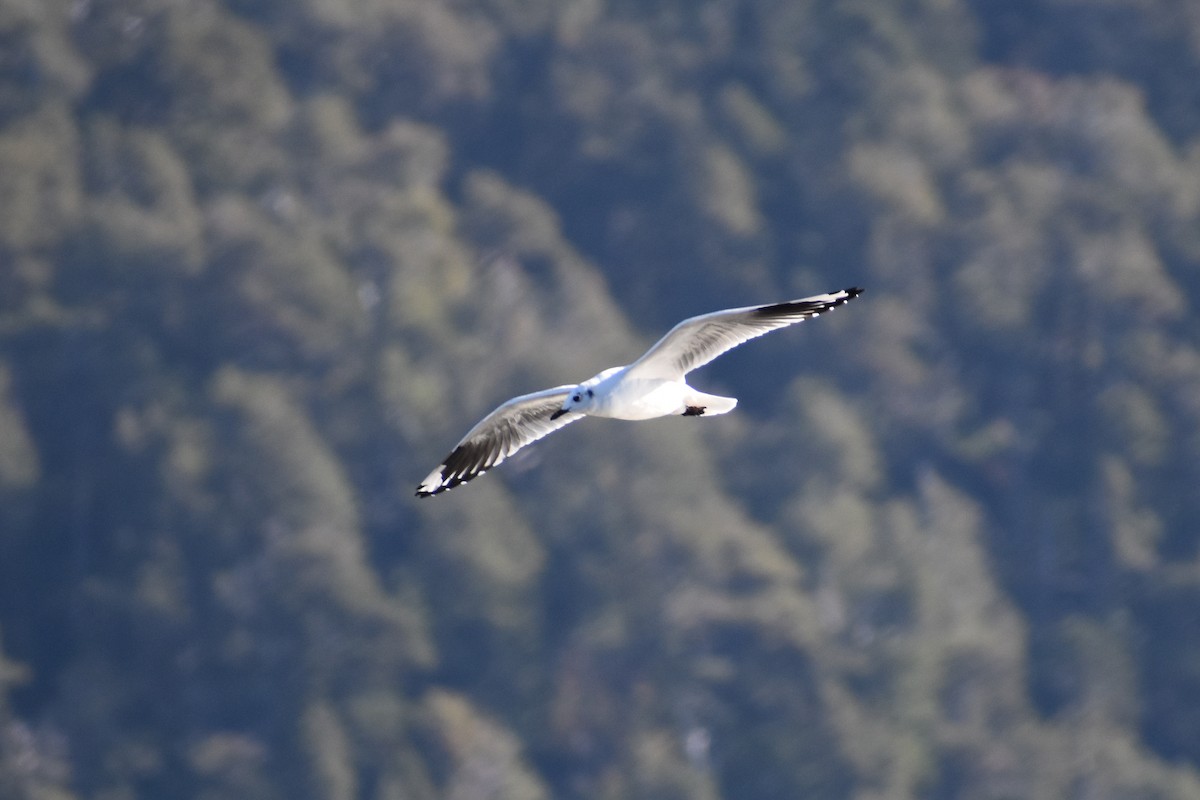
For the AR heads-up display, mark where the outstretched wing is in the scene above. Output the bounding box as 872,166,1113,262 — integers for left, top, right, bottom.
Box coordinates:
416,385,581,497
625,287,863,380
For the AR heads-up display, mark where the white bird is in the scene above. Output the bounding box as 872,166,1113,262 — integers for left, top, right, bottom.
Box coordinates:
416,287,862,497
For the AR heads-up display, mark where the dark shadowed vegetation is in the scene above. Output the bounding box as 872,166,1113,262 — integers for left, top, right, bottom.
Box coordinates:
2,0,1200,797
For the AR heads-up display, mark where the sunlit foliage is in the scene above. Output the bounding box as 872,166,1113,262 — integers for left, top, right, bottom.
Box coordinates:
2,0,1200,797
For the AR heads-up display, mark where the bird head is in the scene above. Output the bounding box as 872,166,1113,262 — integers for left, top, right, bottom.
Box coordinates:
550,385,593,420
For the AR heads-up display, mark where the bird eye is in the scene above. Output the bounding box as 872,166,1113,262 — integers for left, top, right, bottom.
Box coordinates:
572,394,581,402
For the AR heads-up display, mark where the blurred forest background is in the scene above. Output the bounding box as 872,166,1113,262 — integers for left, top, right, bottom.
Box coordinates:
2,0,1200,798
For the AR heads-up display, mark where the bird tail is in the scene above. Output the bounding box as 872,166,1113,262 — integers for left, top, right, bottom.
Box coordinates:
681,391,737,417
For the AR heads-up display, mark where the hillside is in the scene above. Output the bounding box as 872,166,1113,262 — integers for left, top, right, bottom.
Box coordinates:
2,1,1200,798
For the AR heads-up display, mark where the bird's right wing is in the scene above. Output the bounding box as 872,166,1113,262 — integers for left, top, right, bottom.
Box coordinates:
416,385,581,497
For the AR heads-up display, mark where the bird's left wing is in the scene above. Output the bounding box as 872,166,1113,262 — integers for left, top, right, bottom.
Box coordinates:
625,287,862,380
416,385,581,497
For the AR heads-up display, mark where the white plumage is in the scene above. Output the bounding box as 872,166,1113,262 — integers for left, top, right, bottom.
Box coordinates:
416,287,862,496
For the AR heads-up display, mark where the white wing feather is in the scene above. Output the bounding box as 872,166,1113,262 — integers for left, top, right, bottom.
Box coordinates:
625,288,862,380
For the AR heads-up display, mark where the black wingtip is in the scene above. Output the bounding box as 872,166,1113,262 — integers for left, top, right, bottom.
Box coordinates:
416,446,494,497
750,287,865,320
416,474,466,498
415,480,455,498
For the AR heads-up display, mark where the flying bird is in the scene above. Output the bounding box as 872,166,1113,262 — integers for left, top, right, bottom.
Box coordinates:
416,287,862,497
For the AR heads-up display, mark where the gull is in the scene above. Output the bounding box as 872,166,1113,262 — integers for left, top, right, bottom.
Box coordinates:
416,287,862,496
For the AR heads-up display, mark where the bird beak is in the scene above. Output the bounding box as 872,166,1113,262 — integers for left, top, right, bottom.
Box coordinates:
550,408,568,420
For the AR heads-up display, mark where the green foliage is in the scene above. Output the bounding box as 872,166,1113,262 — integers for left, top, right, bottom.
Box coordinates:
2,0,1200,798
418,690,548,800
73,120,204,275
0,631,77,800
0,103,81,250
0,363,39,490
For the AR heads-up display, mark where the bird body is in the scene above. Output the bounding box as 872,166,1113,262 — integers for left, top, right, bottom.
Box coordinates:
565,369,733,421
416,287,862,497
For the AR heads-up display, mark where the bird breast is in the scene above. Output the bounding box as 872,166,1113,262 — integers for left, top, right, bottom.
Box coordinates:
592,379,688,420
